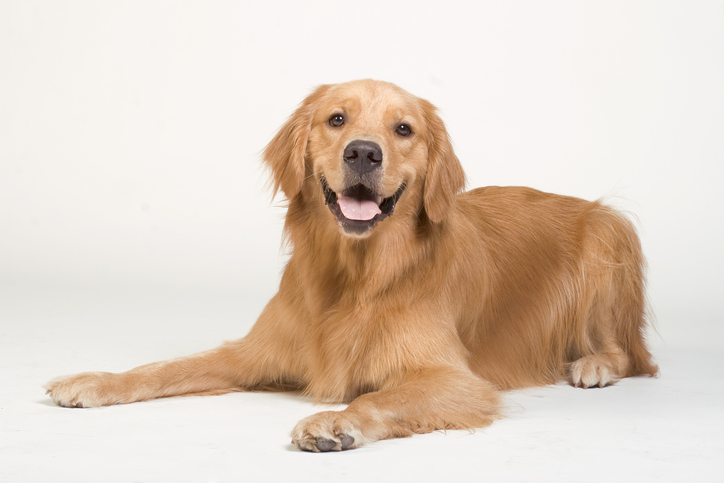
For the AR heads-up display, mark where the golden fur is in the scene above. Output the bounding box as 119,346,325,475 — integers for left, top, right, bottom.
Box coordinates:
46,80,657,452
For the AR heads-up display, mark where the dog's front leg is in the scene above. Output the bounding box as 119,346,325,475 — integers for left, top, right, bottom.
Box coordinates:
45,341,256,408
291,366,501,452
46,294,305,408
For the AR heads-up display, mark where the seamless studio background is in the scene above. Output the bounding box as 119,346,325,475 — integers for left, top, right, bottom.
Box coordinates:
1,1,723,482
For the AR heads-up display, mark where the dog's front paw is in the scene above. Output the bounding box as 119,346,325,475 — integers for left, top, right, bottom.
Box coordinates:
45,372,122,408
291,411,369,452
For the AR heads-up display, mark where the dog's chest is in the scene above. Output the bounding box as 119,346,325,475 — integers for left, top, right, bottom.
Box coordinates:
305,302,409,401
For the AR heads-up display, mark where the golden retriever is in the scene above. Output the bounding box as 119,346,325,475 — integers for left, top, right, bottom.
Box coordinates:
46,79,658,452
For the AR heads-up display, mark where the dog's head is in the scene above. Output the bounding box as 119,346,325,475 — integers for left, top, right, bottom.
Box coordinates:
263,80,465,237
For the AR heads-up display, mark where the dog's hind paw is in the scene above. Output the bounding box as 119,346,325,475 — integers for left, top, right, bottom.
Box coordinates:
568,355,620,389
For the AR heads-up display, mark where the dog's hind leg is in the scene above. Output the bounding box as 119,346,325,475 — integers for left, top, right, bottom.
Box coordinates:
566,207,657,389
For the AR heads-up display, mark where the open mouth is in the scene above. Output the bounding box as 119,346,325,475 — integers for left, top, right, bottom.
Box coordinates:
321,177,406,235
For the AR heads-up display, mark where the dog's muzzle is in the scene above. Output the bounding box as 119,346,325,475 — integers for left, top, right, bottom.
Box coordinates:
321,177,406,235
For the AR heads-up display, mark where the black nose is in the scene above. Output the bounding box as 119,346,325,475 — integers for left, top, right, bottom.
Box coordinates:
343,140,382,175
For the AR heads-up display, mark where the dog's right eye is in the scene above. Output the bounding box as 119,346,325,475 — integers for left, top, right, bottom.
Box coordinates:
328,114,345,127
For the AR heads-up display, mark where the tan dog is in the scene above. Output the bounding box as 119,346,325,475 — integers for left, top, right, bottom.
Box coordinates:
46,80,658,452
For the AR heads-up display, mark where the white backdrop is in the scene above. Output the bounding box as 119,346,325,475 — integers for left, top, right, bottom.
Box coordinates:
2,1,723,358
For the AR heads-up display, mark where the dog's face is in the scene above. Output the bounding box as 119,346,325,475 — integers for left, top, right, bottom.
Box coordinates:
308,82,429,235
264,80,465,238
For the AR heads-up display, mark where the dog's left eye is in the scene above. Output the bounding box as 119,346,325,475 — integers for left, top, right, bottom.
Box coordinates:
329,114,345,127
395,124,413,137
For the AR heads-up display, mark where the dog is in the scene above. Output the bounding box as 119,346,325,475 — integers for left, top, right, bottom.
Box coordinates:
46,79,658,452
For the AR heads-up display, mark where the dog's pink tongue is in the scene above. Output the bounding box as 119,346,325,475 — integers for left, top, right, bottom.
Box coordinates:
337,195,381,221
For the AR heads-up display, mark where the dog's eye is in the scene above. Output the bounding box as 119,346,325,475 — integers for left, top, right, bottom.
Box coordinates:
329,114,345,128
395,124,413,137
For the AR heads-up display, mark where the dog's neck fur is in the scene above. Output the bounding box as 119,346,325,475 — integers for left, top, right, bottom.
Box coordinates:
284,186,441,307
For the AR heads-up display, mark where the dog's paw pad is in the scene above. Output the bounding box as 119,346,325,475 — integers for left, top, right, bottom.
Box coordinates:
315,437,336,452
340,434,355,450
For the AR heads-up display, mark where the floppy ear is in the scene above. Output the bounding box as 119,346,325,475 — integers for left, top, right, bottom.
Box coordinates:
421,100,466,223
263,84,331,199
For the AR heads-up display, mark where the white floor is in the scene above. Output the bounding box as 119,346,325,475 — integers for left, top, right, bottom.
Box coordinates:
1,283,722,483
